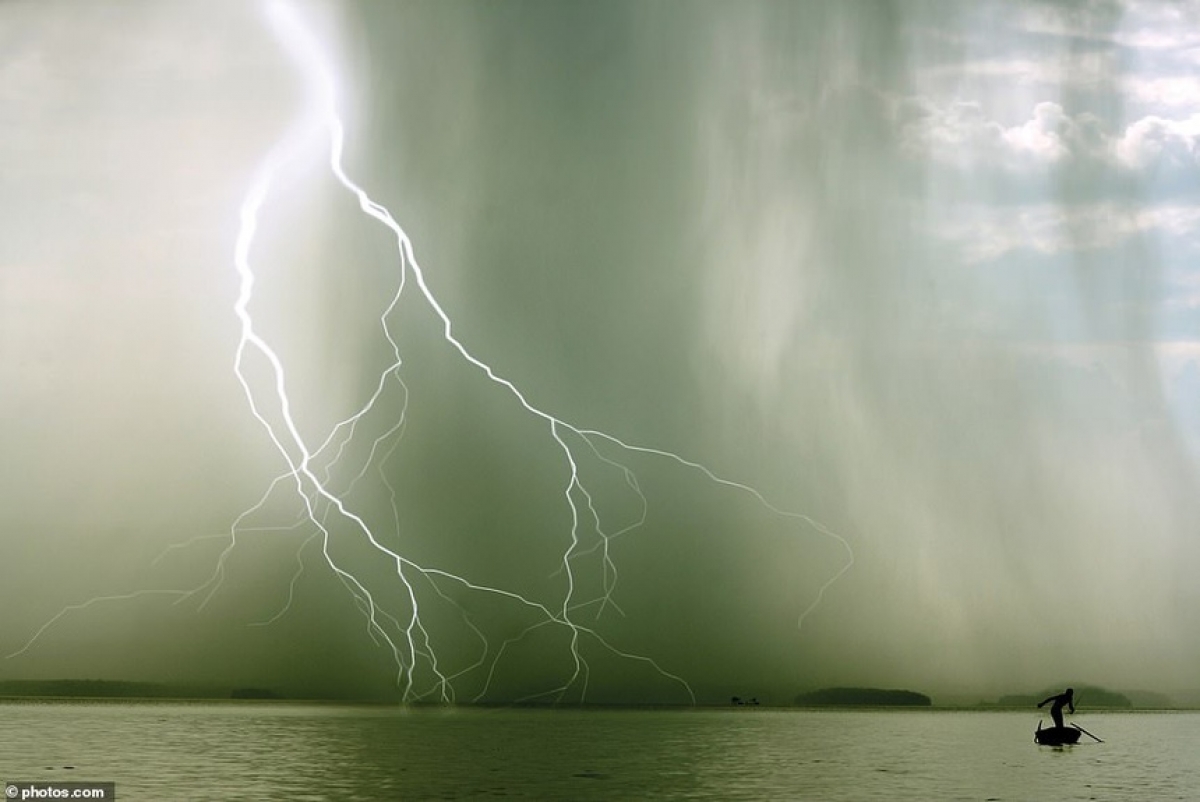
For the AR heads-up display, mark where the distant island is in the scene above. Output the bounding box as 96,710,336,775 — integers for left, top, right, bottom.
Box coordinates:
794,687,932,707
991,685,1154,709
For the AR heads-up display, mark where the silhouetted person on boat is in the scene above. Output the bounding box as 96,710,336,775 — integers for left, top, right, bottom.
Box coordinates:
1038,688,1075,728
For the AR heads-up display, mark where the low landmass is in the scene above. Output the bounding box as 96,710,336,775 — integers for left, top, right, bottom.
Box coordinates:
3,679,1193,708
981,684,1189,709
1123,690,1174,708
794,687,932,707
229,687,280,700
1170,689,1200,708
991,685,1132,709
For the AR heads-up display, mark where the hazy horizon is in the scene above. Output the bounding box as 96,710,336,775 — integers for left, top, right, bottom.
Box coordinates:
3,0,1200,705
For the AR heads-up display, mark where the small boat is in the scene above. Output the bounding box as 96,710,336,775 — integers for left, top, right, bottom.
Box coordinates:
1034,723,1082,745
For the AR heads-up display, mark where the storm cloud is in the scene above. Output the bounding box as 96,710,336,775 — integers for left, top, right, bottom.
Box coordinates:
3,0,1199,704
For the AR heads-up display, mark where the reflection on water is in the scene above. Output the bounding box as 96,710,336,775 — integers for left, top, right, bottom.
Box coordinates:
1,703,1198,800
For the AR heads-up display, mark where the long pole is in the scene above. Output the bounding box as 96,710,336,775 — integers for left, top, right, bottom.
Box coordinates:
1070,694,1103,742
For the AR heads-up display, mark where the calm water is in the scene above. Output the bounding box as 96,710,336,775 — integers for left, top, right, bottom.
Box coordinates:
1,703,1197,800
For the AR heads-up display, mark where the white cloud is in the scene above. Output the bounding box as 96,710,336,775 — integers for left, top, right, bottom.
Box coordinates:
922,51,1121,90
900,96,1200,175
900,0,1200,168
1122,74,1200,109
1112,0,1200,49
1001,102,1075,161
1010,0,1200,50
935,202,1200,263
1114,112,1200,168
897,98,1109,169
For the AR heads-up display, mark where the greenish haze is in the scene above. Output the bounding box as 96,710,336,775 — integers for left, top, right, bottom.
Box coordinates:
2,0,1200,704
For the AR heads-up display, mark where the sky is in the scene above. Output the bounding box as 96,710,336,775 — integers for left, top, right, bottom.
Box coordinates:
2,0,1199,705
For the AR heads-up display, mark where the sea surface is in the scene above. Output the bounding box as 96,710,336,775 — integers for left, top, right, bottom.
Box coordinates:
1,702,1197,800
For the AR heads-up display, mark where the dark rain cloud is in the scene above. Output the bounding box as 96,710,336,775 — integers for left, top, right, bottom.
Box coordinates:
3,0,1200,703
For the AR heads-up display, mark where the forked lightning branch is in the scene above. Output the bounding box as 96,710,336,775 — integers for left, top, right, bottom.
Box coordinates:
8,0,853,704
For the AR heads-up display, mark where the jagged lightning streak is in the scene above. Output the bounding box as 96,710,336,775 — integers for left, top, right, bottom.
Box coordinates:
217,0,698,702
8,0,853,703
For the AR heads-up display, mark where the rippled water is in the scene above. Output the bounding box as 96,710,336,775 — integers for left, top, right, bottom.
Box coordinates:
1,702,1197,800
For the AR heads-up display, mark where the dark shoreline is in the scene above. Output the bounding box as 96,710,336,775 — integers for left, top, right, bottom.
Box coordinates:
1,679,1196,709
1,696,1196,711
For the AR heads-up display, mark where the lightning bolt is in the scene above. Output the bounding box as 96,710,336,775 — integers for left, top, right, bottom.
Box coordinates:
7,0,854,704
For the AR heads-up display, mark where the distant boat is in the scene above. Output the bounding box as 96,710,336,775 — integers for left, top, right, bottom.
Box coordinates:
1034,723,1082,745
